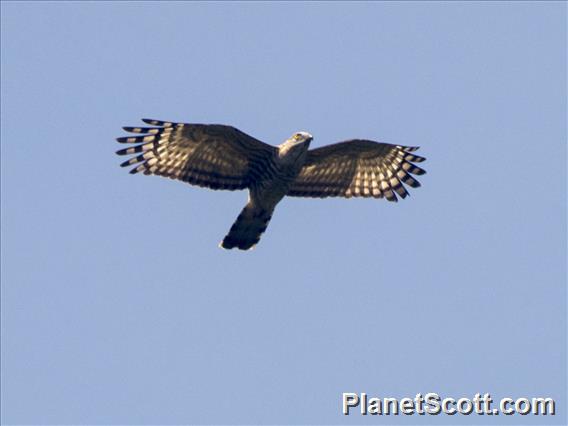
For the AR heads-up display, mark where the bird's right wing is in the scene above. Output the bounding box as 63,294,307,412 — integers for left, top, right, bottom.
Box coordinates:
116,119,277,191
288,140,426,202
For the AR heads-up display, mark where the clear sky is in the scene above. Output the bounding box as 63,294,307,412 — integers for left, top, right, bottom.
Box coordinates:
1,2,566,425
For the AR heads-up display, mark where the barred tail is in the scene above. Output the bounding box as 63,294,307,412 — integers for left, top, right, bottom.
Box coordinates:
220,202,273,250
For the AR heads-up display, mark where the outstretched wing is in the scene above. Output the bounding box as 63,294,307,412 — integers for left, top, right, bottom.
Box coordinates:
116,119,277,190
288,140,426,202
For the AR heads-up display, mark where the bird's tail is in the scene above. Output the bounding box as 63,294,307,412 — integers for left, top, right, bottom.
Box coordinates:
220,202,273,250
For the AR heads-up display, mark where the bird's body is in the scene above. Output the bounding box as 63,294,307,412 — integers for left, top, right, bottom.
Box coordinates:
221,134,312,249
116,119,426,250
252,134,312,208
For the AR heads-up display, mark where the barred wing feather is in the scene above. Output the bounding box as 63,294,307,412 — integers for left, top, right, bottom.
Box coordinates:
288,140,426,202
116,119,276,191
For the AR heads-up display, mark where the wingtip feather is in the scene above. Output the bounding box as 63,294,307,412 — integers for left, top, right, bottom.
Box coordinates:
141,118,176,127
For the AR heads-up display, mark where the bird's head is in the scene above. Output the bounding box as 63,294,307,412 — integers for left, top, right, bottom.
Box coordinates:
279,131,313,159
290,131,313,145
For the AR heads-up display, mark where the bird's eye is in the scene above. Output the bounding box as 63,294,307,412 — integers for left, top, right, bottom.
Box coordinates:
294,134,301,140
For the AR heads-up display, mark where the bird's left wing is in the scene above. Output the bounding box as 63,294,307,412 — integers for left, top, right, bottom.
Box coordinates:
288,140,426,202
116,119,276,191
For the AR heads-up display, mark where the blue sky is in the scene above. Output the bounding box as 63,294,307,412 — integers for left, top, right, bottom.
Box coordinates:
1,2,565,425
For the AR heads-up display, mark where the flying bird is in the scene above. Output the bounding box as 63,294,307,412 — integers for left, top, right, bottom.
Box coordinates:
116,119,426,250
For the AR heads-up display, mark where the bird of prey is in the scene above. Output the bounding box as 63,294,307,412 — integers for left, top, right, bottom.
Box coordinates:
116,119,426,250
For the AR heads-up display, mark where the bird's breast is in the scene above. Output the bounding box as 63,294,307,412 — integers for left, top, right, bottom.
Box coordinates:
250,155,305,209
